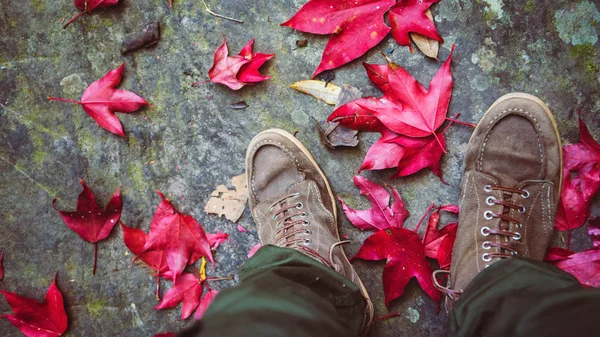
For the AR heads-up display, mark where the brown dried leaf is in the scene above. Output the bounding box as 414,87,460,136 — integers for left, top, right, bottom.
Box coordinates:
410,10,439,59
121,22,161,55
316,85,361,148
205,173,248,222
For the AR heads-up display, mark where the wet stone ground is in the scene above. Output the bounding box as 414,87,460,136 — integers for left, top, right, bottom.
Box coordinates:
1,0,600,336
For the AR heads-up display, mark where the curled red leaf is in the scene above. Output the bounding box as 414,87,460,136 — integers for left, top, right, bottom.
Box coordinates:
0,274,68,337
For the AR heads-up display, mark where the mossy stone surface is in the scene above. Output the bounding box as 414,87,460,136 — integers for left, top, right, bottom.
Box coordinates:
1,0,599,336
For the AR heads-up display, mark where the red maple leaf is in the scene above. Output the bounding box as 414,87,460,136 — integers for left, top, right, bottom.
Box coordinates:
48,63,148,137
206,231,230,250
153,333,176,337
555,118,600,245
155,273,203,320
355,46,454,143
545,247,600,287
122,223,172,299
388,0,443,47
136,192,213,284
237,39,275,83
282,0,396,77
338,176,408,231
0,274,68,337
53,179,122,275
359,129,446,180
63,0,119,28
329,55,455,181
193,289,219,320
353,228,441,307
420,204,459,269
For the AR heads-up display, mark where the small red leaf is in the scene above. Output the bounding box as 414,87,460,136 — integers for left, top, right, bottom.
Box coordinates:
208,37,251,90
153,333,176,337
48,63,148,137
137,192,214,284
53,180,122,275
247,244,262,258
353,228,440,306
155,273,203,320
193,289,219,320
421,204,459,269
339,176,408,231
388,0,443,47
206,231,230,250
237,39,274,83
0,274,68,337
282,0,396,77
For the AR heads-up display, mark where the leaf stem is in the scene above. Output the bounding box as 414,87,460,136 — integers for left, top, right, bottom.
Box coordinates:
416,203,435,237
191,80,210,87
63,11,87,29
93,242,98,276
156,274,161,301
567,229,572,251
374,312,402,321
445,116,476,128
205,274,234,282
201,0,243,23
432,132,447,154
47,96,80,104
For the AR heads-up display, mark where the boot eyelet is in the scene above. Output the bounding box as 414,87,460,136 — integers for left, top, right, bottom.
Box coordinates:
518,206,526,214
481,227,491,236
482,241,492,249
299,212,307,218
483,211,494,220
303,220,310,226
512,232,521,241
511,251,519,256
521,190,530,199
296,202,304,209
517,223,523,229
484,264,490,268
294,192,301,197
304,238,312,245
305,229,312,235
271,215,278,221
485,196,496,206
484,185,493,193
482,253,492,262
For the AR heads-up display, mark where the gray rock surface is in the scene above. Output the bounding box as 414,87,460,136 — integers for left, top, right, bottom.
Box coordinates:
1,0,599,336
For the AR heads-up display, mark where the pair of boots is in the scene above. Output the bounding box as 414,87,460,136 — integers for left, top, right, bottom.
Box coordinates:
245,93,562,329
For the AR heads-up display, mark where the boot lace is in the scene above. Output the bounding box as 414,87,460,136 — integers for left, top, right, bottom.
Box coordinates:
433,185,529,305
269,193,310,248
268,192,351,270
480,184,529,264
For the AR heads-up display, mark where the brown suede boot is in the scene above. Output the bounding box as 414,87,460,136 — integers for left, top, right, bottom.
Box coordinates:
434,93,563,310
245,128,374,331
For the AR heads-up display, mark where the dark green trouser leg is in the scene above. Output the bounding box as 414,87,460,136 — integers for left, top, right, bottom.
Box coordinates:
448,258,600,337
179,245,366,337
